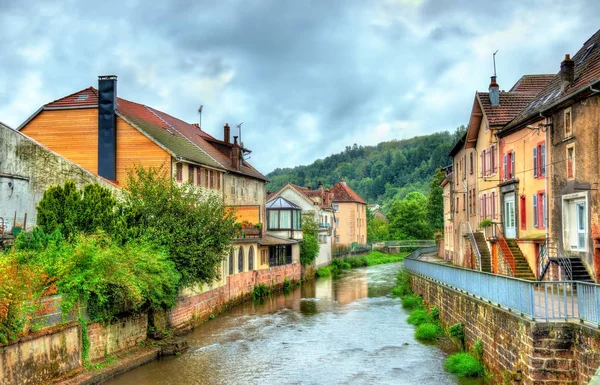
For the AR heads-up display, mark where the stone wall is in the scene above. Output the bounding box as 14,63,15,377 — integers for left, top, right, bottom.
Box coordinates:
0,323,81,385
87,313,148,362
411,274,600,384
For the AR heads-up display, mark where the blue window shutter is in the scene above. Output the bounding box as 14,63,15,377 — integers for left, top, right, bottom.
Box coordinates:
533,195,538,228
533,147,538,177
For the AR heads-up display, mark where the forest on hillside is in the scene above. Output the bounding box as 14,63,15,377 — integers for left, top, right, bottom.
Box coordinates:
267,127,465,212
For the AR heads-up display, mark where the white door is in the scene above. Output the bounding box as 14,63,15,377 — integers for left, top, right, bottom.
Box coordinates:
504,193,516,238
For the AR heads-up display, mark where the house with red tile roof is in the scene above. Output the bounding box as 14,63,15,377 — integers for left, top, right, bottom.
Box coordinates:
500,29,600,283
446,72,553,277
330,179,367,246
17,75,298,280
267,182,335,267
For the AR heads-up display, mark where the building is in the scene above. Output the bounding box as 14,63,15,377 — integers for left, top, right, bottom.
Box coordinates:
440,165,454,262
330,179,367,246
17,75,298,279
267,182,335,267
502,29,600,282
0,121,117,234
368,204,388,223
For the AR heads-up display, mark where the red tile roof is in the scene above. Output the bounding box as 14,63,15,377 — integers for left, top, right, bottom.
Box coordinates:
477,91,540,126
509,74,555,93
503,29,600,132
330,181,366,204
43,87,267,181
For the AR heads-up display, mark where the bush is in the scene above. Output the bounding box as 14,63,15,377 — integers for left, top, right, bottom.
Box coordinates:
253,283,269,300
407,309,431,325
401,295,423,310
415,323,441,340
316,267,332,277
448,323,465,341
300,216,319,266
430,306,439,320
283,278,291,292
444,353,484,377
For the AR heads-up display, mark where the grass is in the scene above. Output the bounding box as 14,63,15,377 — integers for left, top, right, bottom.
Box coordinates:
406,309,431,325
401,294,423,310
415,322,442,341
444,352,484,377
317,251,408,279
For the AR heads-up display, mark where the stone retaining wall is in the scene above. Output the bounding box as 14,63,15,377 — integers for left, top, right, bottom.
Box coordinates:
411,274,600,384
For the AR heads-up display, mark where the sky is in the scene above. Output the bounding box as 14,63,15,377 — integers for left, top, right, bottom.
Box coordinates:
1,0,599,174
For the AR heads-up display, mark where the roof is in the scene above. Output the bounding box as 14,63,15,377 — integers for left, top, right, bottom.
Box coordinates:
330,180,366,204
259,234,298,246
0,121,12,130
25,86,268,181
269,182,335,210
509,74,555,93
448,133,466,157
266,196,302,210
477,91,540,126
503,29,600,133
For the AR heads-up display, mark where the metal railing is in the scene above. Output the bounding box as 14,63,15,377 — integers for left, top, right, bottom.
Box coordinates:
405,257,600,326
540,238,573,281
462,222,482,271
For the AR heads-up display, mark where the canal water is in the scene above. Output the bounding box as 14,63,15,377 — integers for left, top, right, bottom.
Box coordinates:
105,263,483,385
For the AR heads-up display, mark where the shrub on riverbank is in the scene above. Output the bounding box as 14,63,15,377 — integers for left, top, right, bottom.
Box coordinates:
444,352,484,377
316,251,407,279
407,309,431,325
415,322,441,341
401,294,423,310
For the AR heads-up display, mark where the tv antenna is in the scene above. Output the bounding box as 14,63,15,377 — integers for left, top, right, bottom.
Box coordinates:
493,50,499,76
198,105,203,128
236,122,243,146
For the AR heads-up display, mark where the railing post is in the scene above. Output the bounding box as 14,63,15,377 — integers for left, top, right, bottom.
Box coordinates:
529,282,536,318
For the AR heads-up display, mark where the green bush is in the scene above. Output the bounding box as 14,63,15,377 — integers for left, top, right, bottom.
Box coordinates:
253,283,269,300
283,278,291,292
401,295,423,310
448,323,465,341
407,309,431,325
316,267,332,277
300,216,319,266
415,323,441,341
430,306,439,320
444,353,484,377
473,339,484,362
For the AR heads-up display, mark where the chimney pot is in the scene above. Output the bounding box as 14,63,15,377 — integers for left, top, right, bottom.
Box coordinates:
231,136,240,170
224,123,231,144
489,75,500,107
560,53,575,92
97,75,118,181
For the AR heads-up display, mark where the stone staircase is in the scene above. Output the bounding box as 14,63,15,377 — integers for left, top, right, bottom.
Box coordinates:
473,232,492,273
505,239,536,280
561,258,594,283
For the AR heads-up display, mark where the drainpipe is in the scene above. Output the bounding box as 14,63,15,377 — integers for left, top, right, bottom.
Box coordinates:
541,111,550,278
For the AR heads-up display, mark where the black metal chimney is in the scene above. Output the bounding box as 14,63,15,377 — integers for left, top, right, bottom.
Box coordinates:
98,75,117,181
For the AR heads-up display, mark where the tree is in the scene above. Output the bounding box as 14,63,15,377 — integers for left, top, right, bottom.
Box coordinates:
367,209,390,242
388,192,433,240
427,168,445,233
300,215,319,266
119,166,236,288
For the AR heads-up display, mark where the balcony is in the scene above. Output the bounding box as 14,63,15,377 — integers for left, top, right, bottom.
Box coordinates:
319,223,331,229
234,222,262,239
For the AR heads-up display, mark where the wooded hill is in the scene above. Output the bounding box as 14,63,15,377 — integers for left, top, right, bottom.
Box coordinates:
266,128,464,212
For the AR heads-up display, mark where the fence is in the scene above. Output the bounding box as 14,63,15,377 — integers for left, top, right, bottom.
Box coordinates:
404,256,600,326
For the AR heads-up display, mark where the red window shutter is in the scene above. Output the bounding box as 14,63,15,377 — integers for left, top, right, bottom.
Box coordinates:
520,196,526,230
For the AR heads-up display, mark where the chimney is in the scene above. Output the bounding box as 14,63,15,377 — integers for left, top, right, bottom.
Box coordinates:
560,54,575,92
232,136,240,170
489,75,500,107
97,75,118,181
224,123,230,144
324,188,330,207
307,184,312,190
318,180,323,190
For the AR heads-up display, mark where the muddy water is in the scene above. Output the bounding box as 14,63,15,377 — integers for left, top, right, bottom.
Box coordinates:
105,263,483,385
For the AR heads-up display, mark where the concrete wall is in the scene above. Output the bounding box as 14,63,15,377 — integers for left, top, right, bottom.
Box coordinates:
411,274,600,384
0,123,117,230
87,313,147,362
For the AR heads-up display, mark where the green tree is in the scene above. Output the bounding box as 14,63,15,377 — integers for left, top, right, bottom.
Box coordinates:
388,192,433,240
119,166,236,288
367,209,390,242
300,215,319,266
427,168,445,233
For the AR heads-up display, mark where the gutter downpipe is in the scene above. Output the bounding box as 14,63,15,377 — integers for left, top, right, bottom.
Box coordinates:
540,111,550,279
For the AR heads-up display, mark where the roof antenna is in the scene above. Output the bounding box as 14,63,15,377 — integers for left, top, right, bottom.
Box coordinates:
198,105,203,128
236,122,243,147
493,50,499,76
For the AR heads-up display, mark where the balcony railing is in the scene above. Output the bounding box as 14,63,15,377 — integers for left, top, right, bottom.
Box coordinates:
319,223,331,229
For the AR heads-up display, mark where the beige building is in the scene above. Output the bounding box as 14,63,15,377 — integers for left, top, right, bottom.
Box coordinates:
330,179,367,246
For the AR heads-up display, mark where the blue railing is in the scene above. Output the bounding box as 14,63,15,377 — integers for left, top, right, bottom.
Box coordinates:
404,257,600,326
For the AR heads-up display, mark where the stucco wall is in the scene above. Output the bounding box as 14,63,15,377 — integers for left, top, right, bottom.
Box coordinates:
0,124,117,229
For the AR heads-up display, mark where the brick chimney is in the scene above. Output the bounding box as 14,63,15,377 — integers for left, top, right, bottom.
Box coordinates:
324,188,331,207
97,75,118,181
560,54,575,92
224,123,231,144
489,75,500,107
232,136,241,170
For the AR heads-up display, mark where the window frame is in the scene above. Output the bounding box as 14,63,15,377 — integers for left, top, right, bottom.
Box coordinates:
564,107,572,138
566,144,575,180
176,163,183,182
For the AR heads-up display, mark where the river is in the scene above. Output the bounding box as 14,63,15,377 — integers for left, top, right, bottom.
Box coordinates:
104,262,483,385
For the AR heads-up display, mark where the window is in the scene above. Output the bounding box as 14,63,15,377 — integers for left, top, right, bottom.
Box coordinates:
269,245,292,266
260,249,267,265
228,248,234,275
564,107,572,137
562,193,587,251
231,177,236,195
503,151,515,180
238,247,244,273
335,217,340,226
541,192,547,228
533,192,547,229
333,204,339,211
205,168,209,187
267,209,302,230
533,143,546,178
469,152,473,174
210,170,214,189
248,246,254,271
491,145,497,174
491,191,496,219
217,173,221,190
567,145,575,179
176,163,183,182
196,168,202,186
456,197,459,213
241,179,246,197
188,165,194,183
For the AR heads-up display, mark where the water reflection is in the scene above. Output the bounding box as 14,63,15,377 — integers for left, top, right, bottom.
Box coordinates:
104,263,482,385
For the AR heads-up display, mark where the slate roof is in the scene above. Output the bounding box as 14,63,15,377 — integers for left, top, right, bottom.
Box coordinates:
266,196,301,210
509,74,555,93
30,87,268,181
330,181,366,204
503,29,600,133
268,182,334,210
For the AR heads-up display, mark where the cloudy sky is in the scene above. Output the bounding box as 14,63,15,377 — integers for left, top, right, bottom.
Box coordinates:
1,0,598,174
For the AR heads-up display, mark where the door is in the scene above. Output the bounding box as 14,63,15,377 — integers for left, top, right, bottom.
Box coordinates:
504,193,516,238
